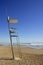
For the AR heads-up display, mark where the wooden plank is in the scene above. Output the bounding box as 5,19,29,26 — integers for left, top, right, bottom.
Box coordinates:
9,19,18,24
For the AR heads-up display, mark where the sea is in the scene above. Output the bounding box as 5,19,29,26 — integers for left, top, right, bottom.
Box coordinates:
0,42,43,49
20,42,43,49
11,42,43,49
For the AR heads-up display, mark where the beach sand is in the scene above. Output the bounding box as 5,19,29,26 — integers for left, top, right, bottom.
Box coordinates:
0,46,43,65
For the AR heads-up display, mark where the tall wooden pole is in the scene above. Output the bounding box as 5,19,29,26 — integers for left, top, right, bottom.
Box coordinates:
7,16,14,60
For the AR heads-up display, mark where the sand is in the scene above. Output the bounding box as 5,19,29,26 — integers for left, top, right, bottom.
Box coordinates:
0,46,43,65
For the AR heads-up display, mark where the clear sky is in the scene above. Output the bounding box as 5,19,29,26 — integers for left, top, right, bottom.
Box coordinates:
0,0,43,44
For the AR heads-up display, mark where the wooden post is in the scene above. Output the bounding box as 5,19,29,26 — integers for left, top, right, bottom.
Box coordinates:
7,16,14,60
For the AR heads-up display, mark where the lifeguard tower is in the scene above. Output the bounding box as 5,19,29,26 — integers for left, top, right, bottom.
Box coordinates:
7,16,22,60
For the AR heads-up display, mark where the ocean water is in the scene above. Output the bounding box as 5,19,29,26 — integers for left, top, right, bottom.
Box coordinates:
20,43,43,49
23,45,43,49
12,42,43,49
0,42,43,49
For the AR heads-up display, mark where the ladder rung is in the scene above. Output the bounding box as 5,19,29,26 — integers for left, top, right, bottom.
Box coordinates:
10,31,15,33
11,28,16,30
11,35,18,37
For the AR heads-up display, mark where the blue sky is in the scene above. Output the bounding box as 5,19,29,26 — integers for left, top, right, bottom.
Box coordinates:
0,0,43,44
